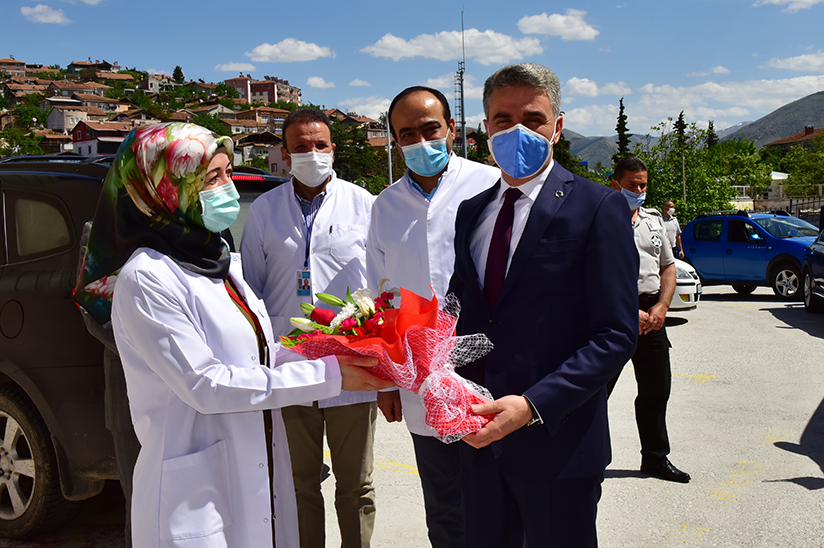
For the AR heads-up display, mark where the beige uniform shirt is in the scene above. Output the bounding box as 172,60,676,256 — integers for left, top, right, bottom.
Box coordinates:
634,207,675,294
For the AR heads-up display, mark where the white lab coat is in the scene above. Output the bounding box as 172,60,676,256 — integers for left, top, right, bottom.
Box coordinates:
241,175,376,408
365,155,500,435
112,248,342,548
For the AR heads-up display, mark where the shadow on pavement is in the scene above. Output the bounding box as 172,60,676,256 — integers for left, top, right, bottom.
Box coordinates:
699,291,783,304
604,469,647,480
664,316,688,327
772,396,824,490
766,304,824,340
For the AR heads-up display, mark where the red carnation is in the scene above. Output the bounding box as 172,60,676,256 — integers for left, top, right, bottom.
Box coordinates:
310,307,336,326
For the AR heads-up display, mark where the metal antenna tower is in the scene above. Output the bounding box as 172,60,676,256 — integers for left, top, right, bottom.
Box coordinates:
454,9,467,158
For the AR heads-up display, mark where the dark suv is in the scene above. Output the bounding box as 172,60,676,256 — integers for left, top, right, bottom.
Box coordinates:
0,155,118,537
682,210,819,299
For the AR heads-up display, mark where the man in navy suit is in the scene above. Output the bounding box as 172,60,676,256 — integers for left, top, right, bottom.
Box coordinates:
447,63,639,547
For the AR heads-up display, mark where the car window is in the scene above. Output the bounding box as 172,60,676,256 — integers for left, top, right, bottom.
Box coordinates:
753,217,819,238
728,220,759,243
4,190,73,261
693,220,723,242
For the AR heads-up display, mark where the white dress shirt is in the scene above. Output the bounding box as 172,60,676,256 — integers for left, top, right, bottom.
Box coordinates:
366,154,500,435
470,160,554,286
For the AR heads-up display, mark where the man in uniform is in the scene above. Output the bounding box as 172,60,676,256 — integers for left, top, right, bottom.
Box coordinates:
608,157,691,484
662,200,684,258
242,108,377,548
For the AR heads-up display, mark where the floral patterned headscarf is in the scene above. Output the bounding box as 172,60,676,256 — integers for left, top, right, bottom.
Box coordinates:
75,122,235,325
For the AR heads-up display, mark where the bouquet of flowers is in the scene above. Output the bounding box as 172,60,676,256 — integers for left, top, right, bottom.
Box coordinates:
280,282,495,443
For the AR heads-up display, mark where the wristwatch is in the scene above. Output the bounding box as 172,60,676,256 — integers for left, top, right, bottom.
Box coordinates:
524,396,543,426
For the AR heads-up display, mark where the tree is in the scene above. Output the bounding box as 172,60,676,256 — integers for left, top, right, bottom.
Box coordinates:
0,127,44,157
269,99,298,112
634,119,770,222
706,120,719,148
330,120,378,185
674,111,687,147
467,124,490,165
173,66,185,84
779,136,824,196
214,83,240,99
12,101,46,129
554,131,589,178
612,97,632,163
191,113,231,136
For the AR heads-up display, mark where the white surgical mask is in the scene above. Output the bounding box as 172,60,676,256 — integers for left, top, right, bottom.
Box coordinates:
667,208,675,217
289,151,334,187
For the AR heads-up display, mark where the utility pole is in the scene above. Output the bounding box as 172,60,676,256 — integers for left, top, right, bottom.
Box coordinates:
454,10,467,158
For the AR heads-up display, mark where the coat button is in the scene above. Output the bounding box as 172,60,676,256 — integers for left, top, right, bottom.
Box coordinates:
259,463,264,468
252,355,257,361
264,518,269,524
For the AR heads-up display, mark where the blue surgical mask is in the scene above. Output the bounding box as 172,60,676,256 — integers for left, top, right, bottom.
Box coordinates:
489,124,553,180
199,181,240,233
621,187,646,210
401,133,450,177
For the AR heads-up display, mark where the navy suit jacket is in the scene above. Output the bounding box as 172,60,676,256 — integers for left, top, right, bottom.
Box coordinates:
448,162,639,481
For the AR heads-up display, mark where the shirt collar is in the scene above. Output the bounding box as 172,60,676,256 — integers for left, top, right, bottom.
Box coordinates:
293,174,333,206
405,153,456,200
497,159,554,203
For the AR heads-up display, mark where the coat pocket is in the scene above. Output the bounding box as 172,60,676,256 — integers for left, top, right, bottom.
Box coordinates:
329,224,367,265
158,439,234,542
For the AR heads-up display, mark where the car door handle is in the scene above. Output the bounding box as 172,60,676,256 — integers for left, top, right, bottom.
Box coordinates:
725,249,733,254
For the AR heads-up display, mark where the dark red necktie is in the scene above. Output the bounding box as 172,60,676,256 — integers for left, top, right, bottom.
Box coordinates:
484,187,521,307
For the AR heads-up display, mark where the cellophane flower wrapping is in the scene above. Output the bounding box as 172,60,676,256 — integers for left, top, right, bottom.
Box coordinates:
283,289,495,443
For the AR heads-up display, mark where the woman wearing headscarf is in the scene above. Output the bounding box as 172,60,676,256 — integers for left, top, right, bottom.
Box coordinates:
75,122,390,548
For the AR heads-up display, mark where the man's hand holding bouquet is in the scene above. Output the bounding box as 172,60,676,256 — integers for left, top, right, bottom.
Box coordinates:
281,281,495,442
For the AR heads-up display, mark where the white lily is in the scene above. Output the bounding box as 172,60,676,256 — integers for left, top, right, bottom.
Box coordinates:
352,288,377,316
379,278,401,298
290,317,316,332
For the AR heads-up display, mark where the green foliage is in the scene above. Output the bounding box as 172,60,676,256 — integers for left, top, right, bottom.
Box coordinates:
0,127,44,157
634,118,771,222
218,97,237,110
191,113,231,136
554,131,590,178
245,154,269,170
215,83,240,99
173,66,185,84
268,99,298,112
331,120,378,184
78,67,98,82
779,136,824,195
760,146,786,171
12,102,46,128
467,123,490,165
130,91,170,121
613,97,632,163
706,120,719,148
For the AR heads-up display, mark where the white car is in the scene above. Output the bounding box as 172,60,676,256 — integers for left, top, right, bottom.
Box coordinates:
670,258,701,310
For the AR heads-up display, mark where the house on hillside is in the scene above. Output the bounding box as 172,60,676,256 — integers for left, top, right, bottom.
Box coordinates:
95,71,134,85
34,129,73,153
67,59,121,76
225,76,252,101
107,108,160,127
26,64,61,77
232,131,283,166
225,75,302,105
71,121,131,155
3,83,48,106
0,57,26,78
192,81,218,97
220,118,268,135
190,103,236,119
47,105,107,132
135,74,181,94
72,93,123,112
48,80,110,97
764,126,824,152
235,106,289,134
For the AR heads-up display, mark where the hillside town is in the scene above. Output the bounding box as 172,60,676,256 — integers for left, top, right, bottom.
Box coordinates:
0,55,397,179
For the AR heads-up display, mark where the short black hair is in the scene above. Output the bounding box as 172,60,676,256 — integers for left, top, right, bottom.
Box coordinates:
282,108,332,151
613,156,648,182
387,86,451,141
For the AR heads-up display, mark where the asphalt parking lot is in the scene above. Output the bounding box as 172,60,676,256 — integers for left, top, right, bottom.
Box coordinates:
3,285,823,547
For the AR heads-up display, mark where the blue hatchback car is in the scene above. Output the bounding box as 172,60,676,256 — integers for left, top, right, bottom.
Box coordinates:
681,211,819,299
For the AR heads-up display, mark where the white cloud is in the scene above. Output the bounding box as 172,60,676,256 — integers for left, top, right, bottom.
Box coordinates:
764,50,824,71
146,68,172,77
361,29,542,66
335,96,391,121
518,9,600,41
214,62,257,72
687,71,710,77
349,79,371,87
563,77,631,98
21,4,70,24
713,66,730,74
564,74,824,135
78,0,106,4
564,77,599,97
308,76,335,89
753,0,824,13
246,38,334,63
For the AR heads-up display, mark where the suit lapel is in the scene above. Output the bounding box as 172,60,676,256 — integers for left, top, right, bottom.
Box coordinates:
459,180,501,306
499,164,574,303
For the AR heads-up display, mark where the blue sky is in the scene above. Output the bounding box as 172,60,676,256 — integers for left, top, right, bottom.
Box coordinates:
5,0,824,136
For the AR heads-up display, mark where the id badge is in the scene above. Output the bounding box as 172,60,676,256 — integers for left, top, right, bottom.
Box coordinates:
296,269,312,296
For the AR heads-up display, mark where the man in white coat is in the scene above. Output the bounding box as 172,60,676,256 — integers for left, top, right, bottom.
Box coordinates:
242,108,377,548
366,86,500,548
